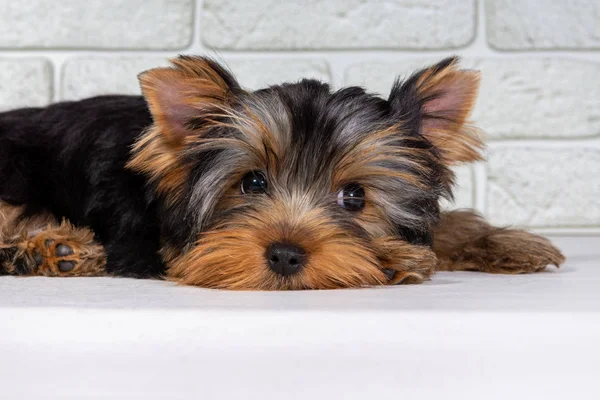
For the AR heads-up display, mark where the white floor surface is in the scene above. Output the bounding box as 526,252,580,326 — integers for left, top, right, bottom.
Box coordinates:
1,236,599,399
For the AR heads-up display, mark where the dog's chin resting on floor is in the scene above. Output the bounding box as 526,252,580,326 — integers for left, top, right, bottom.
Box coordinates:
0,55,564,290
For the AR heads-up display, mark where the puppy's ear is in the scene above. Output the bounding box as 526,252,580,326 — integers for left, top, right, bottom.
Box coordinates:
139,55,241,145
389,57,484,165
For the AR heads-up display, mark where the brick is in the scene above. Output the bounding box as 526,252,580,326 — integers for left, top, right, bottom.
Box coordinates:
225,59,331,89
345,58,600,139
202,0,475,50
61,57,169,100
486,147,600,228
0,58,52,111
486,0,600,50
0,0,192,49
61,57,331,100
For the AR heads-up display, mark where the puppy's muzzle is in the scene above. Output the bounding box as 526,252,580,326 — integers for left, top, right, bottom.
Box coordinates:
266,242,306,277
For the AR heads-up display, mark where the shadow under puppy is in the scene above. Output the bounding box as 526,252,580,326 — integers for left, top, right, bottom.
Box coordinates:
0,56,564,289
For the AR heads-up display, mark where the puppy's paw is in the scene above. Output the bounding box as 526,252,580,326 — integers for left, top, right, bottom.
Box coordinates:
26,223,106,277
477,230,564,274
437,229,565,274
31,238,77,275
434,210,565,274
374,237,437,285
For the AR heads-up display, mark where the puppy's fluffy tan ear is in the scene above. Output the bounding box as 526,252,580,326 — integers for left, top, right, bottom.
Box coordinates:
138,56,240,145
389,57,484,165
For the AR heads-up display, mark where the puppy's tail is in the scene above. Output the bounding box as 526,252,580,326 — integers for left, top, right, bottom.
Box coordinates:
432,210,565,273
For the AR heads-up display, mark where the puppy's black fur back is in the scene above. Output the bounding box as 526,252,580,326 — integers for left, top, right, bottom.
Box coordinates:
0,95,164,277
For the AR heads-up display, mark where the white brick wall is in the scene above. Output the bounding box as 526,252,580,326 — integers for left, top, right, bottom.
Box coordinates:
486,0,600,50
201,0,476,49
0,0,193,49
487,147,600,227
0,0,598,235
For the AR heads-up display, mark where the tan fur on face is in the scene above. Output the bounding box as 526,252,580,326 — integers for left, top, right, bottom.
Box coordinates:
167,194,434,290
329,122,442,236
130,81,291,207
333,124,434,190
185,98,293,176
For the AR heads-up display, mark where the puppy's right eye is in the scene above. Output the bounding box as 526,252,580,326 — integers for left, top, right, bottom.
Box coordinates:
337,183,365,211
240,171,268,194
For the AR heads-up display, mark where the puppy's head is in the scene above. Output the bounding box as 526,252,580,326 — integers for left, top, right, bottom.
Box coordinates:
129,56,483,290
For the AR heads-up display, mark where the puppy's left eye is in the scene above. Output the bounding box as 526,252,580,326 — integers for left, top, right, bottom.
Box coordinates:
240,171,268,194
337,183,365,211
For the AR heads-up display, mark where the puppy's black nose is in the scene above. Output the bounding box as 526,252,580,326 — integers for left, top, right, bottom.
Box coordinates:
266,242,306,277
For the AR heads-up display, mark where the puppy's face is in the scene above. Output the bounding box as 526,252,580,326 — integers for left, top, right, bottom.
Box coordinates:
129,56,483,290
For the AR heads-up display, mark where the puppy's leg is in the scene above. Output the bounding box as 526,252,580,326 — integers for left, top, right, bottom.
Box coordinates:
0,202,33,275
0,245,17,275
103,233,165,279
433,210,565,273
21,222,106,277
0,203,106,276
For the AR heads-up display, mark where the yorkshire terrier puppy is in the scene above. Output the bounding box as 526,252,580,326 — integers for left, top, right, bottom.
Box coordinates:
0,56,564,289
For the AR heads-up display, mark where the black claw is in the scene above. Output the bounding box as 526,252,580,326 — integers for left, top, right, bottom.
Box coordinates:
56,244,74,257
0,247,17,263
13,258,31,275
383,268,396,281
1,248,29,275
34,251,43,265
58,261,76,272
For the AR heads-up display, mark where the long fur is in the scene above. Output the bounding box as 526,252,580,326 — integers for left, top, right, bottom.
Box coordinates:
0,56,565,289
